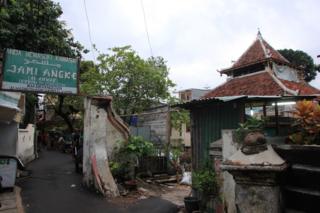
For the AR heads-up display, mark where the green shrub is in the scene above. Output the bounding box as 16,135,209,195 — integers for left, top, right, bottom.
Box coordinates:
192,169,217,195
125,136,155,157
110,136,155,181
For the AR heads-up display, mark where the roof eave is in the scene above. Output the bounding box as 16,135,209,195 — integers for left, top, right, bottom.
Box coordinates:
219,57,296,75
176,95,317,109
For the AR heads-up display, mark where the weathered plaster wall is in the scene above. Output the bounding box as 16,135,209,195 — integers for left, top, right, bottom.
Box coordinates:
137,106,169,145
17,124,35,164
83,97,129,197
222,129,240,213
0,122,18,156
235,184,281,213
105,113,125,157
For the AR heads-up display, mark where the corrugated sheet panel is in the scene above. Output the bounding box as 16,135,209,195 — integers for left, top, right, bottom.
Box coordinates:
191,101,244,170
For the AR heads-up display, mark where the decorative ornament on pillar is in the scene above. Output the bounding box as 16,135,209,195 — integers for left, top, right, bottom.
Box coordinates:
241,131,267,155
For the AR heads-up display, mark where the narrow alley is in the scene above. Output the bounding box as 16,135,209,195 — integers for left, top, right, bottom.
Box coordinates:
17,150,178,213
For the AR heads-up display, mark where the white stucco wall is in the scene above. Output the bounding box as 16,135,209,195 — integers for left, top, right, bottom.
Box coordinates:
17,124,35,164
222,129,240,213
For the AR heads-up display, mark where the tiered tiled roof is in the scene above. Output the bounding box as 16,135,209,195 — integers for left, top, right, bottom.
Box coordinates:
203,71,320,98
203,72,283,98
221,32,289,74
204,32,320,99
280,80,320,95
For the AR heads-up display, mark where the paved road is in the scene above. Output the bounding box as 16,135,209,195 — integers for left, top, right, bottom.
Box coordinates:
17,150,178,213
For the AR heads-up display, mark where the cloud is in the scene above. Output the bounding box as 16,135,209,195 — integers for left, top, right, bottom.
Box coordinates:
55,0,320,90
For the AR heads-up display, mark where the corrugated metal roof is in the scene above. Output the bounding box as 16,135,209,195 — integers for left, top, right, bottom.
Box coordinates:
177,95,317,109
0,91,21,111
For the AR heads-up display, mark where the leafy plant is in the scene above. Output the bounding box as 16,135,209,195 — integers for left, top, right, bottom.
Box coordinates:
192,169,217,196
192,159,222,212
109,161,121,175
125,136,155,157
167,145,183,182
171,109,190,134
289,100,320,145
234,117,265,143
110,136,155,181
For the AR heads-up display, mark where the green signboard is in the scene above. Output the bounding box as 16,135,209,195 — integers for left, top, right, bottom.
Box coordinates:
1,49,79,94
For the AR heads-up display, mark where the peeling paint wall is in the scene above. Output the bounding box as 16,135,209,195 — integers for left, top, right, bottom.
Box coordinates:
17,124,35,164
83,97,129,197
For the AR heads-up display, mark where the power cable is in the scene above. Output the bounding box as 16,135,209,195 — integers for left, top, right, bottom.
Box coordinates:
83,0,96,60
140,0,154,57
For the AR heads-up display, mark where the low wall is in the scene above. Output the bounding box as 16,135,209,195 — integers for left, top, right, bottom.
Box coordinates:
17,124,35,164
222,129,240,213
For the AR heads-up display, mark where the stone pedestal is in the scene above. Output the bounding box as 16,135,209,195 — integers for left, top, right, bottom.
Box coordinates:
221,145,287,213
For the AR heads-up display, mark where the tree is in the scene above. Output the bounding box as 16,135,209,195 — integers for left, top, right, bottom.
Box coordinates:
0,0,84,56
278,49,319,82
82,46,175,115
80,60,103,95
0,0,86,130
45,94,83,132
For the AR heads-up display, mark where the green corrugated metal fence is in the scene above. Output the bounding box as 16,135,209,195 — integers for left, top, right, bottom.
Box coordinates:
191,101,244,170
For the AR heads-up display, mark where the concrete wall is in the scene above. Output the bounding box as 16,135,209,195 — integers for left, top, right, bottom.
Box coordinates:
130,105,191,148
17,124,35,164
83,97,129,197
178,89,210,101
190,89,210,100
137,105,169,145
222,129,240,213
0,122,18,156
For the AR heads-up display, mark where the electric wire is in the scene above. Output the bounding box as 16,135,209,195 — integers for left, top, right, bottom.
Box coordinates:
83,0,96,60
140,0,154,57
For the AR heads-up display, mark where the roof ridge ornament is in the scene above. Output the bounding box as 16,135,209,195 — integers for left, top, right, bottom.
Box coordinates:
256,29,270,58
257,28,262,39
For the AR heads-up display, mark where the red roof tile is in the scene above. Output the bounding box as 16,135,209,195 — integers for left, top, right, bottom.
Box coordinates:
280,80,320,95
221,33,289,73
203,72,284,98
203,71,320,99
233,39,289,68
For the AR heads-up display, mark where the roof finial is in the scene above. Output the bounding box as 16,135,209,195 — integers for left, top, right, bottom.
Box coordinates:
257,28,262,39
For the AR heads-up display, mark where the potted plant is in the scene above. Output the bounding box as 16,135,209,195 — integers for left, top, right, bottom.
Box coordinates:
183,196,200,213
234,117,267,154
110,136,155,187
275,100,320,165
187,165,218,212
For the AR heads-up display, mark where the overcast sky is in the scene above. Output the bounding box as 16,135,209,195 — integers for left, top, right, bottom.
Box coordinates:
54,0,320,91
